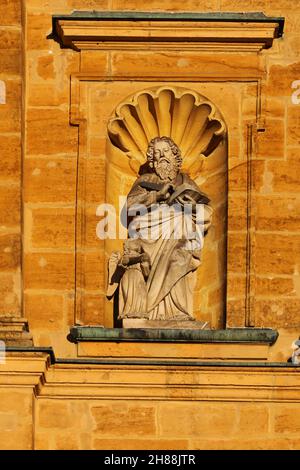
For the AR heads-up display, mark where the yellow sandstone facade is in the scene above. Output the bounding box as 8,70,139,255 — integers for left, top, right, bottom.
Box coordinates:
0,0,300,450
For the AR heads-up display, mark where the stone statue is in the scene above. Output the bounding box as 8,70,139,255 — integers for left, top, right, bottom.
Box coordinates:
107,136,213,326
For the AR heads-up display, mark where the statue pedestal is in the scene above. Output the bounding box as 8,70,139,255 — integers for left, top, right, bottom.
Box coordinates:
69,326,278,361
122,319,209,330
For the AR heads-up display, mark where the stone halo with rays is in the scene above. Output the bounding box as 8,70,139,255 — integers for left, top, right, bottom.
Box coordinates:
107,86,226,177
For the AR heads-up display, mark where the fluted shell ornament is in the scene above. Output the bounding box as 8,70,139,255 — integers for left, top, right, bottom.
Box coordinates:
107,86,226,177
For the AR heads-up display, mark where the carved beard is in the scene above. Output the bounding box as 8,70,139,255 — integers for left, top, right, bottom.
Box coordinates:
154,158,178,181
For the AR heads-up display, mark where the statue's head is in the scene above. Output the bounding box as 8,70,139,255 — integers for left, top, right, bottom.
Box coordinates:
146,136,182,181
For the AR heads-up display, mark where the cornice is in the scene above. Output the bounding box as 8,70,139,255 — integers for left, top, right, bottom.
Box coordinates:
51,12,284,53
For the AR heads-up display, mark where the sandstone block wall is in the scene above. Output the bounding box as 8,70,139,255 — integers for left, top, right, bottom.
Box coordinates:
19,0,300,357
0,0,22,318
0,0,299,355
1,356,300,450
0,0,300,450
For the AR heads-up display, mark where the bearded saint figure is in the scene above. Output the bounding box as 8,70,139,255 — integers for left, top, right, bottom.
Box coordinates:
107,136,213,322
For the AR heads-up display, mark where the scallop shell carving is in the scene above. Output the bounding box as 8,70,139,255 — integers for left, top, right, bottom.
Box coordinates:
107,86,226,176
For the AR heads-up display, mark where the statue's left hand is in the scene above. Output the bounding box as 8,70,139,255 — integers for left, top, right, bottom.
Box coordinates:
176,194,195,205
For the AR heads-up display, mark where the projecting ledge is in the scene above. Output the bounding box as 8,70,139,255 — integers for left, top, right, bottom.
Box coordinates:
51,12,284,52
70,327,278,360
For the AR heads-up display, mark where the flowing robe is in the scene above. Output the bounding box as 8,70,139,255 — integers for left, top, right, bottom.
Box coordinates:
118,172,212,321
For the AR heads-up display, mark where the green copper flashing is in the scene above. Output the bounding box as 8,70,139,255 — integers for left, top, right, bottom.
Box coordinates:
69,326,278,344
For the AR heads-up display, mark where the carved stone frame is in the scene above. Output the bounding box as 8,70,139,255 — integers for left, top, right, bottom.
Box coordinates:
52,12,283,330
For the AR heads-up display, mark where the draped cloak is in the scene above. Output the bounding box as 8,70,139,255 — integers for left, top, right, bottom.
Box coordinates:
118,172,212,321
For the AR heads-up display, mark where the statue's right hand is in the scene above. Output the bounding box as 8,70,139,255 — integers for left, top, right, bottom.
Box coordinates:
157,183,173,201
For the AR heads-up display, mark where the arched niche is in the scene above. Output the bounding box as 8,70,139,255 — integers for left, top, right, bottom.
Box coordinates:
104,85,227,328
